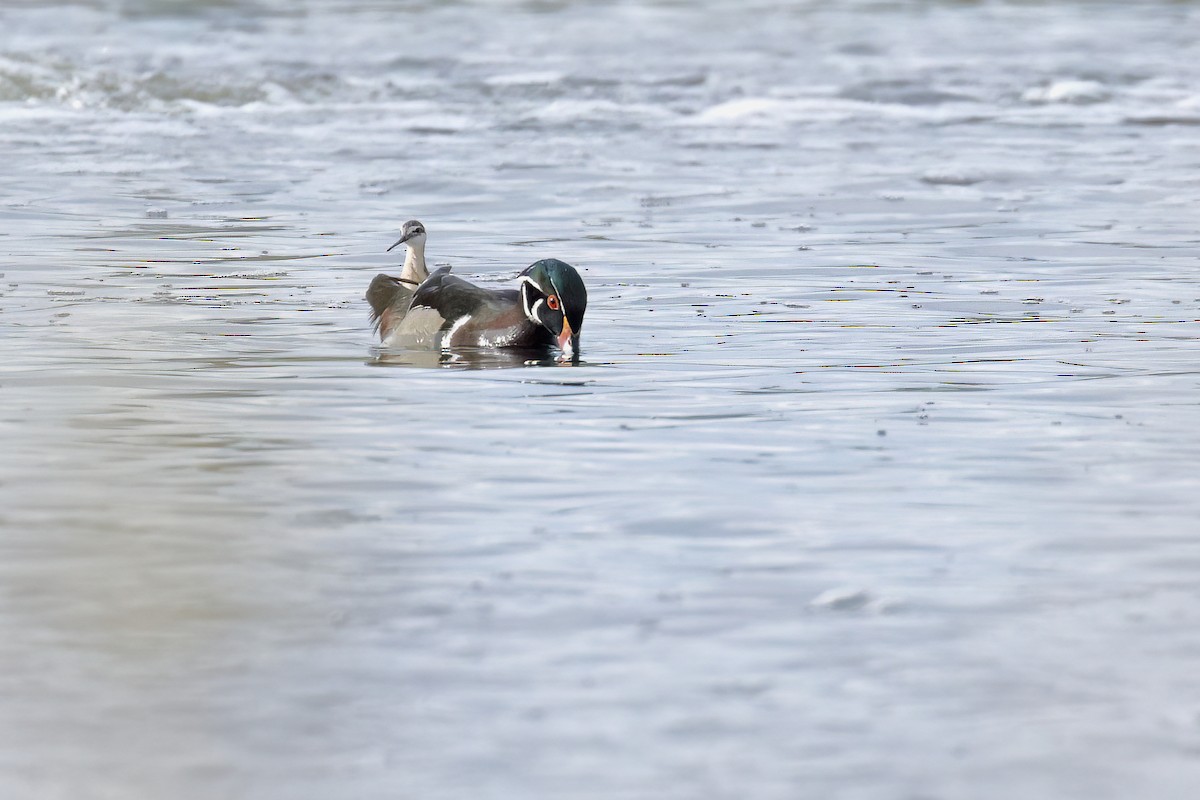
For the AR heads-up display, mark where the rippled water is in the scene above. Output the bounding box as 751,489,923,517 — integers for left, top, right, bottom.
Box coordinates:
3,1,1200,798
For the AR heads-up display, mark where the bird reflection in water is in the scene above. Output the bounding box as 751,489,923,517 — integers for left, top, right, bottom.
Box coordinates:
369,346,578,370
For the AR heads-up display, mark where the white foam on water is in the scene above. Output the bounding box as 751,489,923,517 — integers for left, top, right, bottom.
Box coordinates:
1022,79,1112,105
485,70,565,87
526,98,676,124
690,95,985,126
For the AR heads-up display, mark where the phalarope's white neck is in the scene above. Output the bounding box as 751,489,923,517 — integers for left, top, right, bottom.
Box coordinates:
401,239,428,285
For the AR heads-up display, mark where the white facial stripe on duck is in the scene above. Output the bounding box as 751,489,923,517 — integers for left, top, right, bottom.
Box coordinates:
519,276,566,336
519,276,540,319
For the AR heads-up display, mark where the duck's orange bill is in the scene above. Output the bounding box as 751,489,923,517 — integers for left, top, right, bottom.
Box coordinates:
557,318,573,350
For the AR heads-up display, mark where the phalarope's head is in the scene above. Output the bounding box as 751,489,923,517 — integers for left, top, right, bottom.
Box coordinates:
387,219,427,252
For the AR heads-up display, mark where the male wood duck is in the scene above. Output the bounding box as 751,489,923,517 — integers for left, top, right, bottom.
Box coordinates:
366,222,587,359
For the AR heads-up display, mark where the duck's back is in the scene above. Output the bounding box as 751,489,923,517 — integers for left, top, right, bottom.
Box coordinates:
381,267,545,350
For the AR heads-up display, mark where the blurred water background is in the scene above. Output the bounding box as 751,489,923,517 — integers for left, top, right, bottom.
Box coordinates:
2,1,1200,798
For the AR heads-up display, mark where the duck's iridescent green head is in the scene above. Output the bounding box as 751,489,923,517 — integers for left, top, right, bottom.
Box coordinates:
519,258,587,359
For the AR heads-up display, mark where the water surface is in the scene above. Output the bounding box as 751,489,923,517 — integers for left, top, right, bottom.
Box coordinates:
3,1,1200,798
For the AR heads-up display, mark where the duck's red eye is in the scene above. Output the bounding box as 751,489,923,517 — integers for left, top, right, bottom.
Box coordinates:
547,295,560,311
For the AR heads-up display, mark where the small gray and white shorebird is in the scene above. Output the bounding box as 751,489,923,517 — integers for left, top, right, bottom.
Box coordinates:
364,219,429,318
366,221,588,359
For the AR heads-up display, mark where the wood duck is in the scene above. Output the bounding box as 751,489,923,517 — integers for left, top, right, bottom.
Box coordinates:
366,225,587,359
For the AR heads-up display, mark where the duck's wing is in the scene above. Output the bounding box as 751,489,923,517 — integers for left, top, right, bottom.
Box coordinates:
381,266,481,347
399,267,529,348
408,266,492,322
